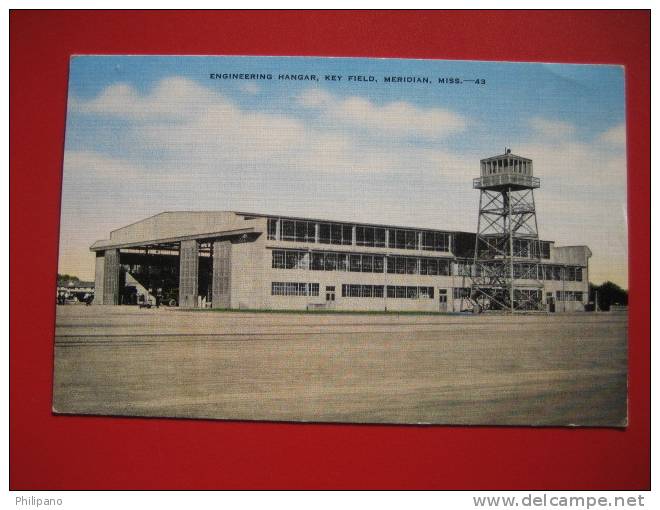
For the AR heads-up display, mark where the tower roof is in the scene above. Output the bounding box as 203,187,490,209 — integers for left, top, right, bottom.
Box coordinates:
480,152,532,163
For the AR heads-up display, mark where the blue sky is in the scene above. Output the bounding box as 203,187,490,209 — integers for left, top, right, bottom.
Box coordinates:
59,56,627,286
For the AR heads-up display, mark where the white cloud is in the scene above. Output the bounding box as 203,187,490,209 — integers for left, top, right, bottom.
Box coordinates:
296,88,333,108
519,140,626,191
70,77,222,122
62,150,145,180
296,88,467,141
239,82,260,95
598,122,626,146
529,117,576,141
72,78,470,178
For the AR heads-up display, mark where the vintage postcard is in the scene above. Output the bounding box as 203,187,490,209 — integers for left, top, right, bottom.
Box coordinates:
53,56,628,426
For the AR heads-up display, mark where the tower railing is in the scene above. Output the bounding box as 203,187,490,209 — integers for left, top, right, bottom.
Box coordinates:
473,173,540,189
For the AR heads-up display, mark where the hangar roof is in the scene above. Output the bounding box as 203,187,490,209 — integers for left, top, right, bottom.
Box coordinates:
91,211,256,251
89,210,575,255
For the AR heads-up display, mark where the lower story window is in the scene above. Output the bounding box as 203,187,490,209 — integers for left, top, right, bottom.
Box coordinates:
453,287,471,299
271,282,320,297
341,284,385,298
556,290,584,302
386,285,434,299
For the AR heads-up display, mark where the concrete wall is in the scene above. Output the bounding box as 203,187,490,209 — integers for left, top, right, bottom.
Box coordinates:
242,243,589,312
229,225,271,310
256,261,457,312
542,280,590,312
179,240,199,308
546,245,591,311
102,249,120,305
551,245,592,266
212,240,231,309
212,237,591,312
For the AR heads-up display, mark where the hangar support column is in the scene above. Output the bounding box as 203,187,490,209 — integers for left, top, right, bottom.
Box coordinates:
94,252,105,304
102,248,120,305
179,240,199,308
212,240,231,309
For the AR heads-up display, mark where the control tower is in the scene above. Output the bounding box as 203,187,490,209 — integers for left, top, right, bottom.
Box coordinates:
469,149,544,312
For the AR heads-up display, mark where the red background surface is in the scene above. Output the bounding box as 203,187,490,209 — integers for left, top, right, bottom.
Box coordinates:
9,10,650,490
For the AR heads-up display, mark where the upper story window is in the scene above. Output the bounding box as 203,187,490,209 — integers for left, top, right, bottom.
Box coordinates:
388,229,418,250
269,218,451,253
281,220,315,243
421,231,450,252
319,223,352,245
267,218,278,240
514,238,530,258
356,226,386,247
539,241,551,259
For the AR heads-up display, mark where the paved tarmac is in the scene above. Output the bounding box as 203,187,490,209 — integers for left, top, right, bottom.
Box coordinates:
53,306,628,426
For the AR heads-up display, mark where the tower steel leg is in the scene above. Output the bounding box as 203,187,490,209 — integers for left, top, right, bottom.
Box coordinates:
470,187,543,313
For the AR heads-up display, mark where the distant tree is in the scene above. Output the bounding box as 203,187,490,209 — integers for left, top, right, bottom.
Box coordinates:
589,281,628,311
57,273,80,286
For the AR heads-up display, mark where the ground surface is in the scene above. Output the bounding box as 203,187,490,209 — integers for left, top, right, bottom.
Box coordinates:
53,306,628,426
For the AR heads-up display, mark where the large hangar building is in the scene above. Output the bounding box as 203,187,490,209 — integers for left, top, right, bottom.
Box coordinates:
90,212,591,313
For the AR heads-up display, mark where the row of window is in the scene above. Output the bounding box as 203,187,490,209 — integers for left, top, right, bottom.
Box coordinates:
267,218,450,252
481,158,532,176
514,263,547,279
386,256,450,275
271,282,320,296
270,284,585,302
386,286,435,299
453,288,584,303
478,239,551,259
267,219,556,261
540,265,583,281
387,229,449,251
453,287,471,299
516,289,543,301
477,263,583,281
272,250,580,280
341,284,436,299
271,250,451,275
270,282,437,300
555,291,584,302
356,226,386,247
513,239,551,259
272,250,385,272
341,284,385,298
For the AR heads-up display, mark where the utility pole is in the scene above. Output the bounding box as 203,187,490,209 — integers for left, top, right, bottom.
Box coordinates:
595,290,599,312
